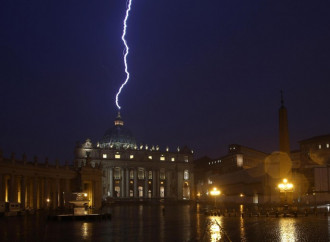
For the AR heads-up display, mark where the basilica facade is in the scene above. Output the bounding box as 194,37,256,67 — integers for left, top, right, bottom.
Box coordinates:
75,112,195,201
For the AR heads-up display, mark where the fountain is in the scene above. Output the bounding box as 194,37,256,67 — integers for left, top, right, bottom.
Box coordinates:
69,192,89,215
49,170,111,221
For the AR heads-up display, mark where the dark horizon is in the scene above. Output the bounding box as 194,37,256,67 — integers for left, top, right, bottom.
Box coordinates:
1,0,329,163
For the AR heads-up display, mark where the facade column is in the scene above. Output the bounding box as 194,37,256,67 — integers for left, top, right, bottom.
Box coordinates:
107,168,110,197
133,168,138,198
55,179,60,208
51,179,56,209
64,179,70,207
21,176,26,208
38,178,42,209
0,174,4,202
157,170,160,197
125,168,129,197
177,170,183,200
92,181,96,208
144,171,148,198
59,179,64,207
26,178,31,208
39,178,44,208
190,172,195,200
33,177,38,209
152,170,156,198
121,168,125,198
166,171,171,198
44,178,49,208
109,167,113,197
10,174,18,203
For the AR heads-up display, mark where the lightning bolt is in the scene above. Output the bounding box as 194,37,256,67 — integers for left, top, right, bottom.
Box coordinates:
115,0,133,110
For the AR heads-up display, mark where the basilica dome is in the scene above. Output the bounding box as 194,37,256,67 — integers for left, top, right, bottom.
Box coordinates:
99,112,136,149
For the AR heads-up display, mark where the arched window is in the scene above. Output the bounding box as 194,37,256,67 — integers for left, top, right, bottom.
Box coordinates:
184,170,189,180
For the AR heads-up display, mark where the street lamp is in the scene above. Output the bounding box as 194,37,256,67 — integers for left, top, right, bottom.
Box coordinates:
210,187,221,208
278,178,294,205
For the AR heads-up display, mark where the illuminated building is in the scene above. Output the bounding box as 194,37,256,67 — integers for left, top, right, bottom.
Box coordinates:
75,112,194,201
0,153,102,209
195,94,330,205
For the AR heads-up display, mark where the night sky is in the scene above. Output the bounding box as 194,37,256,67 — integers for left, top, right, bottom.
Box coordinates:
1,0,329,163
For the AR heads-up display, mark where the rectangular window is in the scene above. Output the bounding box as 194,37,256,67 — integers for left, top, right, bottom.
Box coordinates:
138,169,145,179
114,168,121,179
184,156,189,162
327,143,329,148
148,171,152,179
160,156,165,161
148,155,152,160
103,154,107,159
237,154,243,167
160,169,165,180
130,155,134,159
115,153,121,159
171,157,175,162
130,170,134,179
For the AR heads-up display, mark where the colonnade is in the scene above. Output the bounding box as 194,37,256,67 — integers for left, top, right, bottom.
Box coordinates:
0,173,71,209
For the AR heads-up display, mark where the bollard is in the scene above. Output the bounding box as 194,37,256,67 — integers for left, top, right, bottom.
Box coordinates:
275,211,279,218
241,213,244,218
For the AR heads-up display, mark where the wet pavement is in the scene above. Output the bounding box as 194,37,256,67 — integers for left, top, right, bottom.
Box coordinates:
0,204,329,241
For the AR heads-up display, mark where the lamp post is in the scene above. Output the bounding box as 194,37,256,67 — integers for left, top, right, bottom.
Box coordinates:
46,198,50,209
277,178,294,206
210,187,221,208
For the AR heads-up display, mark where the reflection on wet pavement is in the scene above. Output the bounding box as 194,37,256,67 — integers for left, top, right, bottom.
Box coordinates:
0,204,329,241
279,219,297,242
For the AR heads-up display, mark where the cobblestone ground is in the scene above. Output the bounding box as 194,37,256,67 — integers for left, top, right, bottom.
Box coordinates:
0,204,329,241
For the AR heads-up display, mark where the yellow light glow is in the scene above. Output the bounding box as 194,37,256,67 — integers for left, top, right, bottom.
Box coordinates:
240,193,244,197
210,188,221,196
46,198,50,203
278,179,294,192
84,193,88,197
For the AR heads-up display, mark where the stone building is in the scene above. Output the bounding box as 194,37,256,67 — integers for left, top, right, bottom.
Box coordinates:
75,112,195,201
195,95,330,205
0,152,102,209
